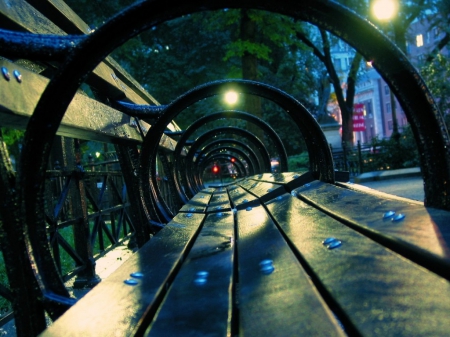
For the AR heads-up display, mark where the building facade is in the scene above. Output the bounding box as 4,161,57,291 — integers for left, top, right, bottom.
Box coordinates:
328,14,448,146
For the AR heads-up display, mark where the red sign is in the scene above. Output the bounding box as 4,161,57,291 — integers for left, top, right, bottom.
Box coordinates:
353,103,366,132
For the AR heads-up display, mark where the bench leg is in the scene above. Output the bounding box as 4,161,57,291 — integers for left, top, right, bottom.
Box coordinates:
0,131,47,335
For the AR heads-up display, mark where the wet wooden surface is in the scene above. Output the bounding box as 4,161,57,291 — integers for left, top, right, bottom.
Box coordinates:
42,172,450,336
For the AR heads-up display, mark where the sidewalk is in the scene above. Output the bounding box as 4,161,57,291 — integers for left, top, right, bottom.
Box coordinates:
353,167,424,201
353,167,421,183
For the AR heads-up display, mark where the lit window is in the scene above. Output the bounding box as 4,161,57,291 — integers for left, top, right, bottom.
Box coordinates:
416,34,424,47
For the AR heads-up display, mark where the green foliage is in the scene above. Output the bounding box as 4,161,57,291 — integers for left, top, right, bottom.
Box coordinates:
288,153,309,171
420,53,450,115
222,10,307,62
362,127,419,171
0,253,11,314
224,39,273,61
0,127,24,168
0,128,23,146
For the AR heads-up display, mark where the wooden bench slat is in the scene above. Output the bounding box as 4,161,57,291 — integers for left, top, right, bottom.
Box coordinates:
0,0,64,34
21,0,178,137
236,204,344,336
0,59,138,142
227,184,260,210
23,0,160,106
39,212,206,337
179,188,215,213
248,172,300,184
206,189,232,213
145,211,234,336
265,194,450,336
0,58,180,151
249,171,314,190
0,0,163,142
24,0,92,35
238,180,287,204
0,0,153,105
294,181,450,278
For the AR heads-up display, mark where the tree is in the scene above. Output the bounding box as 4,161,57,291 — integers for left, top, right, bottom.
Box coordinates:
421,53,450,117
293,24,364,147
239,9,263,139
425,0,450,63
62,4,339,154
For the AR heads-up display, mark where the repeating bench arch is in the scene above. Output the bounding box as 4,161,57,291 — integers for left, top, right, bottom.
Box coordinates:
10,1,449,336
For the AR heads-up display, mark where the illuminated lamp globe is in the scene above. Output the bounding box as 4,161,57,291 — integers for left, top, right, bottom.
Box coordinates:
372,0,398,20
224,91,238,105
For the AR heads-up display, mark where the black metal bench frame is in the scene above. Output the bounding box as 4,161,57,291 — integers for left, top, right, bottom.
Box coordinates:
0,0,450,336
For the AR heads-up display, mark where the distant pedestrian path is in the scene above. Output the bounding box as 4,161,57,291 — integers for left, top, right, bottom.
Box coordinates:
357,176,424,202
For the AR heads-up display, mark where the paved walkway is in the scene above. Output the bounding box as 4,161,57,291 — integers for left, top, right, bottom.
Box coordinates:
352,167,424,202
356,176,424,202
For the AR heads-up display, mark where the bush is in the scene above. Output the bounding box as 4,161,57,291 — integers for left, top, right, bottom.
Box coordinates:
288,153,309,171
363,127,419,171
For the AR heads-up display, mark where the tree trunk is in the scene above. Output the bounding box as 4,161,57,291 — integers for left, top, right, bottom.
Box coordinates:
240,10,264,141
320,30,355,146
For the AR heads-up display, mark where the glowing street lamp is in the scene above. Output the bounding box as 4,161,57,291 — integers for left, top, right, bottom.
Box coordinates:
372,0,398,21
224,91,238,105
372,0,401,141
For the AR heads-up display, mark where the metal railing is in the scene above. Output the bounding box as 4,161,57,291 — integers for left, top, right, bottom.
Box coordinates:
332,140,419,176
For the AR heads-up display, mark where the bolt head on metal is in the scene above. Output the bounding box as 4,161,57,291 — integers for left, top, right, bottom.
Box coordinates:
323,237,337,245
194,278,207,286
194,271,209,286
383,211,396,219
1,67,10,81
124,279,139,286
130,272,144,279
276,196,283,201
217,212,223,217
259,259,275,275
392,213,405,222
13,70,22,82
243,199,248,203
327,240,342,249
186,213,193,218
189,207,196,212
323,237,342,249
246,206,252,211
291,191,297,197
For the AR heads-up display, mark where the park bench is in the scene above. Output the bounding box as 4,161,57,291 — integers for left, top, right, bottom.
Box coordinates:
1,1,450,337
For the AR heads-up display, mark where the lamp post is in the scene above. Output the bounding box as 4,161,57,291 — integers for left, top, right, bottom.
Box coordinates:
371,0,401,142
